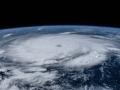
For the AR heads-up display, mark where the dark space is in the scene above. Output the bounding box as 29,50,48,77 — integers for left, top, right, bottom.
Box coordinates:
0,12,120,29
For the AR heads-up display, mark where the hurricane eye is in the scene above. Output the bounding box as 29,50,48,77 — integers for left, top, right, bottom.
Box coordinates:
56,44,62,47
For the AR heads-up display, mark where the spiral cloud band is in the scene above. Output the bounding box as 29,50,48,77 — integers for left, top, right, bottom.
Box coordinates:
3,34,117,67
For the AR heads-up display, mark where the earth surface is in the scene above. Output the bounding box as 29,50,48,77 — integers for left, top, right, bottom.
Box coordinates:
0,25,120,90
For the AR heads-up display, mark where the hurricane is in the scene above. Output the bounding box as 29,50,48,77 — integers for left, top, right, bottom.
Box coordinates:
0,26,120,90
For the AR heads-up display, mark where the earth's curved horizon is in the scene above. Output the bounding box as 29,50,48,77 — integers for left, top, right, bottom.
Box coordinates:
0,25,120,90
